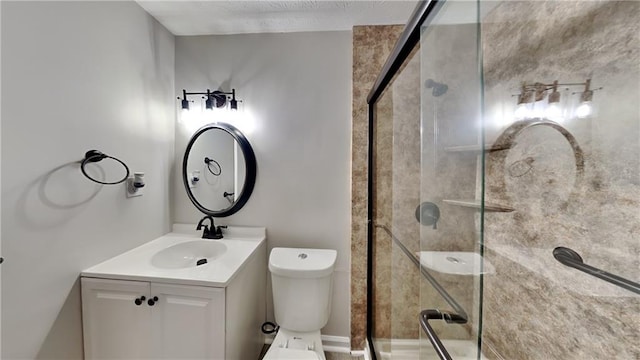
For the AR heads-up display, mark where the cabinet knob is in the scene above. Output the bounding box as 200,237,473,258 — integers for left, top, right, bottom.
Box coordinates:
147,296,159,306
134,296,146,306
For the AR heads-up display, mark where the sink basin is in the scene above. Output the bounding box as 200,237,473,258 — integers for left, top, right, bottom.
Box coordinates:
82,226,266,287
151,240,227,269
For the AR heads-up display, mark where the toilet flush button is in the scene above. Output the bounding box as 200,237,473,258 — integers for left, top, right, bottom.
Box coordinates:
298,253,308,259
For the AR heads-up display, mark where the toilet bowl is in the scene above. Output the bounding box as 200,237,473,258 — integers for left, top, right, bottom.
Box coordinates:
263,247,337,360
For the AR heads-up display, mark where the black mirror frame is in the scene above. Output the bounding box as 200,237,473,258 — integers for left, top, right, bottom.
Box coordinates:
182,123,257,217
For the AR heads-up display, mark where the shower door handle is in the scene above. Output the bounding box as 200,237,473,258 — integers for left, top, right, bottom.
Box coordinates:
419,309,466,360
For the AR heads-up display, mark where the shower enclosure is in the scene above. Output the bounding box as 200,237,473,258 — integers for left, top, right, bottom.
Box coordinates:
366,1,640,359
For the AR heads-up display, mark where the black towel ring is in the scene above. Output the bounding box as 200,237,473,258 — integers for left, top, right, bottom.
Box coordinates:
80,150,130,185
204,157,222,176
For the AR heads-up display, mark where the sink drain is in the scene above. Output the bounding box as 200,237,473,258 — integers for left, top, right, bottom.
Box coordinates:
196,258,208,266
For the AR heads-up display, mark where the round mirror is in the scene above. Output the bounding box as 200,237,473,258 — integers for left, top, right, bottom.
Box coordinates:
182,123,257,217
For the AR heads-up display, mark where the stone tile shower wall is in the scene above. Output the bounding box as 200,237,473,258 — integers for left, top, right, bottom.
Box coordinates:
481,1,640,359
371,50,422,342
389,53,421,340
351,25,404,350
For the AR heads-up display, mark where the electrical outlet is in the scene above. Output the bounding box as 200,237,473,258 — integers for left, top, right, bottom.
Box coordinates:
126,177,144,198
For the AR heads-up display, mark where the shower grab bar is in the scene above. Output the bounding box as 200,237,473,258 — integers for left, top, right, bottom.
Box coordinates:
553,247,640,295
420,309,467,360
375,224,469,320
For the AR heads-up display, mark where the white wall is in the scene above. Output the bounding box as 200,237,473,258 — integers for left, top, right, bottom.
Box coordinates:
1,1,175,358
174,32,352,337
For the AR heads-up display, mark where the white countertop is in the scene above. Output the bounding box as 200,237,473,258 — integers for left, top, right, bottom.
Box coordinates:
82,225,266,288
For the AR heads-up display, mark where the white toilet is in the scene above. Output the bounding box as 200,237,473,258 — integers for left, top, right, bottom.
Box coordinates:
264,247,338,360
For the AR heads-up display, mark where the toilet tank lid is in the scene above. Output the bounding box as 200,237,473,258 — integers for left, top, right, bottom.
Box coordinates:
269,248,337,278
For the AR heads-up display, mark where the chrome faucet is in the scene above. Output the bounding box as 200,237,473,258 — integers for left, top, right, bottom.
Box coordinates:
196,215,225,239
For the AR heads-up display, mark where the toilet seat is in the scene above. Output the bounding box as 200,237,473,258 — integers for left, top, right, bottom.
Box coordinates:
263,347,322,359
263,328,326,360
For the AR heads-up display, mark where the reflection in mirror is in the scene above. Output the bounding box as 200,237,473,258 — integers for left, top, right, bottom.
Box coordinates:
187,129,239,211
182,123,256,217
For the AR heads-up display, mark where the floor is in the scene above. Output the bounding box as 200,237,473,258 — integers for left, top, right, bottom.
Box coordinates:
259,345,364,359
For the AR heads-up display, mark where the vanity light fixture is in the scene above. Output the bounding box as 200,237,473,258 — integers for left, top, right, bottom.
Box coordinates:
229,89,239,110
181,94,190,111
575,79,594,119
545,81,563,122
514,79,600,121
178,88,241,112
514,84,534,120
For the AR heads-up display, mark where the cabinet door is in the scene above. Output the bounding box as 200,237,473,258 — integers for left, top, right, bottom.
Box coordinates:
81,278,151,359
150,283,225,359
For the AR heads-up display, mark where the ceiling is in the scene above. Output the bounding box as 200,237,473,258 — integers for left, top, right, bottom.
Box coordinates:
136,1,419,36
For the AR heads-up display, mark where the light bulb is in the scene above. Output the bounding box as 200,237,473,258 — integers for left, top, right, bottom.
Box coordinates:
532,100,546,119
545,102,564,122
514,103,530,120
180,107,190,120
576,101,592,118
180,107,194,124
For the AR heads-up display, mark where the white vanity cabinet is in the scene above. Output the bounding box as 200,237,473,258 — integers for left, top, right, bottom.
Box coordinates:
80,226,267,360
81,279,153,359
81,278,225,359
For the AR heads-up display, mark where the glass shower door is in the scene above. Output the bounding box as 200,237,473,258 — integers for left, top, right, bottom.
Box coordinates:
369,1,485,359
418,1,485,359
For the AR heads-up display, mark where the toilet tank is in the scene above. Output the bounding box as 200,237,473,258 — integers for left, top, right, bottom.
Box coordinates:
269,248,337,332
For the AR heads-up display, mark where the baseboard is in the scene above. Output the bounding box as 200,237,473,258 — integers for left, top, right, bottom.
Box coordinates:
350,338,372,360
264,334,351,354
321,335,351,353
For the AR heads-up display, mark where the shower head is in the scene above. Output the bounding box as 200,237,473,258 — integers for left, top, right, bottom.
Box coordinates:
425,79,448,97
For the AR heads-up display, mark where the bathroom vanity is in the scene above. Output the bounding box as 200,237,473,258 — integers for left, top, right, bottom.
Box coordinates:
80,225,266,360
